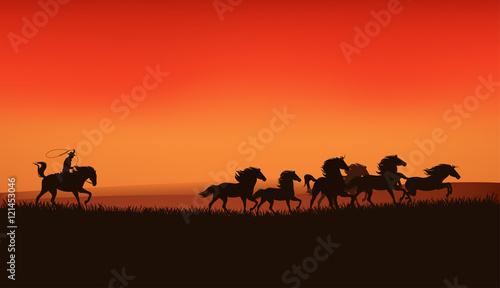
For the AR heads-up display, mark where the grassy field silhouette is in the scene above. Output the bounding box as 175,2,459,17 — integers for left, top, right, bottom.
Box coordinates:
1,195,498,287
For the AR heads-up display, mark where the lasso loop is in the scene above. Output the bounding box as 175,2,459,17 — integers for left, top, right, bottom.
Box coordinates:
45,149,71,158
45,148,79,166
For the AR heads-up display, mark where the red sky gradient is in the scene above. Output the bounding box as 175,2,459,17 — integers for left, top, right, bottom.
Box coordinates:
1,0,498,193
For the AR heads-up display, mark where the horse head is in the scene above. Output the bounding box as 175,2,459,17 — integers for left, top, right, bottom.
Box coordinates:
74,166,97,186
236,167,266,183
390,155,407,167
280,170,301,183
377,155,406,174
449,165,461,179
424,164,460,180
322,156,349,177
255,168,267,182
339,156,349,172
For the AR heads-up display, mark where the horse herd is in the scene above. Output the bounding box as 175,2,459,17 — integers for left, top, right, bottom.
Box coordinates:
32,155,460,211
199,155,460,212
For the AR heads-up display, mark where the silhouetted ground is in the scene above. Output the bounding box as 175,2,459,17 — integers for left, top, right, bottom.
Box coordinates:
0,196,498,288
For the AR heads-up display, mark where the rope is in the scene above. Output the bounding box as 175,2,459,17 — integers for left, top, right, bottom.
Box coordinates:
45,148,79,166
45,149,71,158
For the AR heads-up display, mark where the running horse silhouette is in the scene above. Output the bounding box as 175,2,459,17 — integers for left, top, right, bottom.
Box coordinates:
346,155,407,206
199,167,266,212
34,162,97,206
307,157,354,209
251,170,302,213
306,163,369,208
400,164,460,202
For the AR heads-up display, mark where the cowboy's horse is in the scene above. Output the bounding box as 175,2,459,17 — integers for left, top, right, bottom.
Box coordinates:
34,162,97,206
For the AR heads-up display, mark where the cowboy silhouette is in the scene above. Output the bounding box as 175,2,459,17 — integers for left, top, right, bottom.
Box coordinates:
62,149,76,174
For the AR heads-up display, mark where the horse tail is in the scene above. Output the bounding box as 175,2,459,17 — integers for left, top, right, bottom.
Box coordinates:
253,189,265,199
199,185,219,198
304,174,316,193
345,176,362,190
33,162,47,178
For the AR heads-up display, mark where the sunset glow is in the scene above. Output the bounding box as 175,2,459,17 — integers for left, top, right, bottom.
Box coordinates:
1,0,498,193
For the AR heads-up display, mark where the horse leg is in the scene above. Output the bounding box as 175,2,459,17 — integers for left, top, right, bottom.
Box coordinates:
347,191,360,207
269,199,275,213
221,196,229,212
387,188,397,204
366,189,375,206
350,189,361,206
50,189,57,206
208,194,219,211
399,188,409,202
405,187,416,202
241,196,247,212
317,194,325,208
333,195,340,209
72,191,81,206
286,200,292,213
309,186,320,209
445,183,452,197
256,199,265,213
339,190,354,207
36,187,49,205
291,196,302,210
248,197,258,211
79,188,92,204
399,191,406,202
394,183,407,202
326,194,335,209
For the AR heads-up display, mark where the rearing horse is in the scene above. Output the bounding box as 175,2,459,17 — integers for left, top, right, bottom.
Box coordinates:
34,162,97,206
401,164,460,202
199,167,266,212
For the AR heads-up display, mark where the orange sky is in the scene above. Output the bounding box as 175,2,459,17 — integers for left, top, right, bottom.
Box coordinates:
1,0,498,193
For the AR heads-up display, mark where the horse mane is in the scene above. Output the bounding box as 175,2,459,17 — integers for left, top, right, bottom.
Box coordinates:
424,164,455,176
235,167,259,182
278,170,295,187
322,157,344,178
74,166,96,174
377,155,397,174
